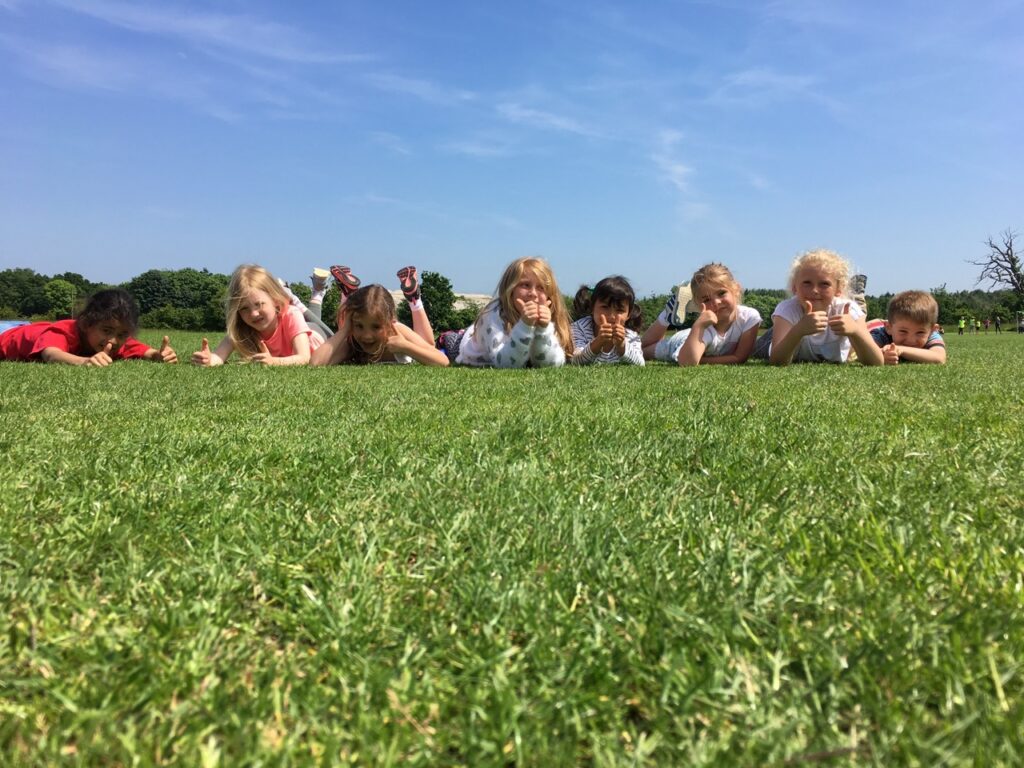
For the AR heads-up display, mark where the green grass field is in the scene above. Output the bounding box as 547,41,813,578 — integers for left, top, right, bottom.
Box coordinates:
1,332,1022,766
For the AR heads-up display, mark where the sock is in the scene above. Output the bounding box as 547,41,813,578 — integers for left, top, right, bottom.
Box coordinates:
311,288,326,304
657,309,670,325
409,298,424,312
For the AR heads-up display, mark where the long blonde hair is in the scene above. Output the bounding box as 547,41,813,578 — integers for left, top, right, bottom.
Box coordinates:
475,256,574,355
787,249,851,297
225,264,292,359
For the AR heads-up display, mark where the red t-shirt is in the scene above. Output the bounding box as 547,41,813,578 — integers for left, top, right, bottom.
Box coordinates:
0,319,151,361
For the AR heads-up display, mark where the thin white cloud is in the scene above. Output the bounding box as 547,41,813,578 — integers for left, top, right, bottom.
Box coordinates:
365,73,475,105
651,130,692,193
50,0,366,64
370,132,412,156
0,33,244,120
763,0,858,29
496,102,602,138
441,140,514,158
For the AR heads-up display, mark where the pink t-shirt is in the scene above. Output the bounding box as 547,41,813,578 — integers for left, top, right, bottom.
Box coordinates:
259,305,324,357
0,319,151,361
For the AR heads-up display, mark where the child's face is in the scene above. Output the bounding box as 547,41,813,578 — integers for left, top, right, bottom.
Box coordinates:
885,317,932,348
84,319,132,354
592,297,630,327
794,266,837,311
238,289,280,333
512,269,550,309
694,281,737,324
350,312,390,354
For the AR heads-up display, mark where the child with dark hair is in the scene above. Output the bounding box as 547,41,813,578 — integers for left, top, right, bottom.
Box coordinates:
570,275,644,365
0,288,177,365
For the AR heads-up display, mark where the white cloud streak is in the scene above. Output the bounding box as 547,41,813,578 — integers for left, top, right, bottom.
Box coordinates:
50,0,366,64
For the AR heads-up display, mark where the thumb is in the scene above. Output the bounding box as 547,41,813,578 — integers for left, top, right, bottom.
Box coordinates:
803,301,813,315
258,340,270,353
701,302,710,313
201,338,210,352
842,303,851,314
103,341,113,354
514,297,526,312
160,335,170,351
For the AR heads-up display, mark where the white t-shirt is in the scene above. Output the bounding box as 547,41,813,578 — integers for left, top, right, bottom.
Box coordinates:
771,296,864,362
655,304,761,362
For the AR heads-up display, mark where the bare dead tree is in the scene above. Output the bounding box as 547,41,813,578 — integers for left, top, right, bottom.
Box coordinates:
968,229,1024,299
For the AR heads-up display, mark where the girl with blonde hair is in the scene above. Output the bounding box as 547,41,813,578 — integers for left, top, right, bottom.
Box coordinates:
450,256,573,367
192,264,325,366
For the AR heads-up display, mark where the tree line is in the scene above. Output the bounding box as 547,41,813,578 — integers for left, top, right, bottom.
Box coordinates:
1,266,1020,333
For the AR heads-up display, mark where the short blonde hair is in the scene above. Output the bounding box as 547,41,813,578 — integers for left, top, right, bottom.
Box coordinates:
691,263,742,302
787,249,850,297
887,290,938,325
225,264,292,359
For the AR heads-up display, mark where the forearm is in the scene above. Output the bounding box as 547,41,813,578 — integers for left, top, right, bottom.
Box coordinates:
494,320,534,368
897,345,947,364
676,331,706,367
310,336,348,366
570,344,597,365
528,324,565,367
40,348,87,365
849,330,883,366
618,337,645,365
769,328,802,365
700,353,744,365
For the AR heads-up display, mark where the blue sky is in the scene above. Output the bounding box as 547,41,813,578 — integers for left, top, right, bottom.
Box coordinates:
2,0,1022,297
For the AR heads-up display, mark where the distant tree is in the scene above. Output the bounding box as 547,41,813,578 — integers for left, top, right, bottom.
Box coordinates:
124,270,174,314
45,279,77,318
0,268,48,316
969,230,1024,306
397,271,460,332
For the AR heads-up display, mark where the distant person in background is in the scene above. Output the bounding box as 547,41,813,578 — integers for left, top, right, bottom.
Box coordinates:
0,288,177,365
958,317,966,335
994,315,1002,333
442,256,573,367
984,318,991,332
975,318,982,334
192,264,324,366
570,275,645,365
866,290,946,365
642,263,762,366
756,249,881,365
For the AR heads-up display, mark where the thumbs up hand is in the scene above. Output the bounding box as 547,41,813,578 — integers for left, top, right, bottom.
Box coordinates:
798,299,828,336
592,315,614,353
191,338,213,366
827,302,860,336
86,341,114,367
882,343,900,365
251,340,273,365
158,335,178,363
695,301,718,331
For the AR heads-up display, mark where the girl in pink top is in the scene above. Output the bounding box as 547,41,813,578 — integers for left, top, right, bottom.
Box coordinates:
191,264,324,366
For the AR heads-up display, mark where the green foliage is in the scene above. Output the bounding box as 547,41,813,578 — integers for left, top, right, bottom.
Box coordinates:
397,270,464,333
1,334,1022,764
0,268,48,316
43,279,76,319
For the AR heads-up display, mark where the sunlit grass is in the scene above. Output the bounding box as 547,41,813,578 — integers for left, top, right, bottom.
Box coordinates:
1,332,1022,765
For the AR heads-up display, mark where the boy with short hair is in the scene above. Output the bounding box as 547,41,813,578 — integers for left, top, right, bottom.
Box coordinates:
867,290,946,365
